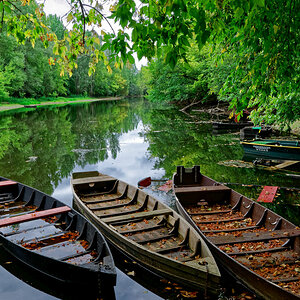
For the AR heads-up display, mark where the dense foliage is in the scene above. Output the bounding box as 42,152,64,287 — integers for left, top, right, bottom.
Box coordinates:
1,0,299,126
0,6,140,99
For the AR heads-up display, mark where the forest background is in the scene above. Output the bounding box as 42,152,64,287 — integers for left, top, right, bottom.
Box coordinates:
0,0,299,130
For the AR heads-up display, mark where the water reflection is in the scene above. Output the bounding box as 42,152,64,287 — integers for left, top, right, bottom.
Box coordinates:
0,98,299,299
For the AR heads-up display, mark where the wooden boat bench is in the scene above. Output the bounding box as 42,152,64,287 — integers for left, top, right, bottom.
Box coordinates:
102,208,173,224
0,206,71,227
72,176,116,185
174,185,231,203
174,185,230,194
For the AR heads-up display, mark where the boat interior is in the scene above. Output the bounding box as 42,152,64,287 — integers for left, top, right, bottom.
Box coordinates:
72,172,218,271
0,178,112,270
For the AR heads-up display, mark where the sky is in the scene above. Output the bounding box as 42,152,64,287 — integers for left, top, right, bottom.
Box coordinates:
42,0,148,69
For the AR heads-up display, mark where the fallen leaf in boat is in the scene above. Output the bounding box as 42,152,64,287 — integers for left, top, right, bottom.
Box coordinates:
127,271,135,276
180,290,198,298
5,261,12,264
164,287,172,290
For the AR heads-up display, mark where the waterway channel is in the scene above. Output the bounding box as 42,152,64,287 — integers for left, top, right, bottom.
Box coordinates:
0,98,299,299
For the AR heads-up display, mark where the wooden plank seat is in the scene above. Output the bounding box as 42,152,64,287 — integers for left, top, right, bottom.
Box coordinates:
117,224,165,235
72,176,116,185
155,245,189,254
0,180,17,187
132,233,175,244
102,209,173,224
4,222,55,237
0,206,71,227
16,230,67,245
174,185,230,194
59,250,92,262
208,229,300,245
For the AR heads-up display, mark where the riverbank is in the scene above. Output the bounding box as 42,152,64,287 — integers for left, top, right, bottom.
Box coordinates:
0,96,123,112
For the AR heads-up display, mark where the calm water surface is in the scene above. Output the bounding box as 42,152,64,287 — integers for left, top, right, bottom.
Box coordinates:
0,98,299,299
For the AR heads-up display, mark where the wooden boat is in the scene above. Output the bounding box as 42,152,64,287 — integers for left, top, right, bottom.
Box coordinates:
23,105,37,108
172,166,300,300
0,177,116,288
241,139,300,161
71,171,221,294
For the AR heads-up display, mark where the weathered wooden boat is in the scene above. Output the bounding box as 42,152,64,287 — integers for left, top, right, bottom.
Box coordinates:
71,171,221,294
23,104,37,108
241,139,300,161
0,177,116,288
173,166,300,300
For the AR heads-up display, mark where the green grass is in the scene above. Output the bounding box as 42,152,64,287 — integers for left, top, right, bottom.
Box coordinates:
0,95,97,106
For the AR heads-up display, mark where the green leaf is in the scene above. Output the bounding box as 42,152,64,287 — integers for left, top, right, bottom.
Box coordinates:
4,4,12,14
235,7,244,18
128,54,135,64
254,0,265,7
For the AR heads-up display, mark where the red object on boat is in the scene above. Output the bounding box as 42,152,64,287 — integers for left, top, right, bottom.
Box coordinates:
0,180,17,186
0,206,71,227
257,186,278,203
138,177,152,187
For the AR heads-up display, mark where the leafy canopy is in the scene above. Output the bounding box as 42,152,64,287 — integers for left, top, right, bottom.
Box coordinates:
1,0,299,125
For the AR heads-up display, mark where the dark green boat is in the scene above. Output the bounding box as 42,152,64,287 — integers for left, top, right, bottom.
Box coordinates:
241,139,300,161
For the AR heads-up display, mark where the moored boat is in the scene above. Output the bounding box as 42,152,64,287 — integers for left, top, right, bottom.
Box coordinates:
71,171,221,294
0,177,116,288
241,139,300,161
172,166,300,300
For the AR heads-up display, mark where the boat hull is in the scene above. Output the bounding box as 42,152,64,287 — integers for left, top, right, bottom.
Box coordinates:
241,140,300,160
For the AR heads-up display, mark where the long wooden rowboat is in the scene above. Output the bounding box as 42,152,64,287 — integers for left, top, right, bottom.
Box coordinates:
241,139,300,161
172,166,300,300
0,177,116,288
71,171,221,294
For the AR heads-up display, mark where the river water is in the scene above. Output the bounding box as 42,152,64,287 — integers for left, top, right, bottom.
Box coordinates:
0,98,299,299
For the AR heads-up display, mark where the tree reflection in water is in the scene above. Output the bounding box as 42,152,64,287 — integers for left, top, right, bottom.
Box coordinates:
0,98,298,299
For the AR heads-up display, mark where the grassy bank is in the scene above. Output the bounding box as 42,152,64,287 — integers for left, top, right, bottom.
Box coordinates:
0,96,96,106
0,96,123,112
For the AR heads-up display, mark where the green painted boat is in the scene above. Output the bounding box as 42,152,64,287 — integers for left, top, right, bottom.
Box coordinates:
241,139,300,161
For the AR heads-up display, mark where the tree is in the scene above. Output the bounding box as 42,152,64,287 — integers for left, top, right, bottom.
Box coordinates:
1,0,299,126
